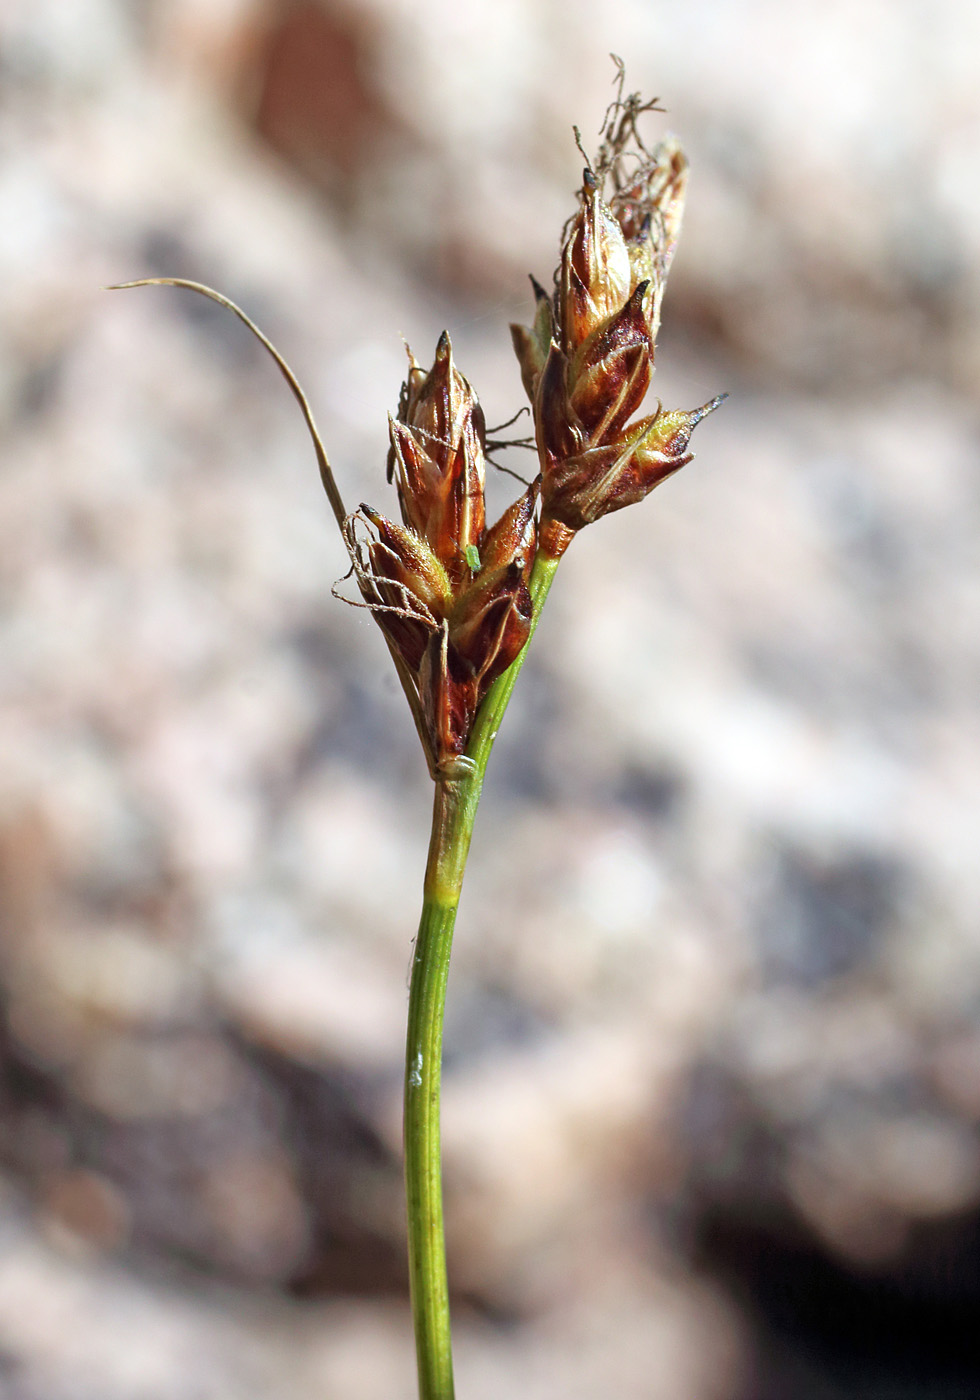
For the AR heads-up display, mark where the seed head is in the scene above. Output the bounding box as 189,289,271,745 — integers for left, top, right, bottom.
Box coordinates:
350,335,538,770
511,70,723,546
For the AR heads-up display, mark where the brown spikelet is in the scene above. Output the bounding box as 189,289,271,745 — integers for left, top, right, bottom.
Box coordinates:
387,332,486,585
352,341,539,769
511,67,724,544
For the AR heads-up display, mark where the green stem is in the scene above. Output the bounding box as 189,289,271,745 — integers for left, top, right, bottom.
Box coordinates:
467,549,561,775
404,549,560,1400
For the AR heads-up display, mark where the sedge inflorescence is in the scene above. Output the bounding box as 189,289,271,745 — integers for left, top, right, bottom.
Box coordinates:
344,69,724,771
511,84,726,543
344,334,537,769
113,65,727,1400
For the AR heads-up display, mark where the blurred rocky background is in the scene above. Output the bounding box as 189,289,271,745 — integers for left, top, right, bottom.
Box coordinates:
1,0,979,1396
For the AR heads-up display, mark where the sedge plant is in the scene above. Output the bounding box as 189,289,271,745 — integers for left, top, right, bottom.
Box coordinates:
111,64,724,1400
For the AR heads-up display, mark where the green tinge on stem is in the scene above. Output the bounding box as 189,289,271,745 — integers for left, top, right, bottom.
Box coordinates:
405,862,460,1400
403,548,561,1400
467,549,561,776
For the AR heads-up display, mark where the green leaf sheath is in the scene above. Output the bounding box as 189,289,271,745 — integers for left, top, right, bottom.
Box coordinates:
403,549,560,1400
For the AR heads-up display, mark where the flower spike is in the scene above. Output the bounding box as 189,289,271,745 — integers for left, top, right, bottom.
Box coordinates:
510,72,724,549
355,337,538,770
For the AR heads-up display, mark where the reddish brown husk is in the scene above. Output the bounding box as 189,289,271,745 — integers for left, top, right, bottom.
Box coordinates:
560,170,632,351
542,395,727,531
511,109,724,537
387,331,486,589
350,334,538,766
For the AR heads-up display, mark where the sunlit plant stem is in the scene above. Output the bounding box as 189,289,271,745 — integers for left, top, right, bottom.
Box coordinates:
111,64,723,1400
403,550,559,1399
